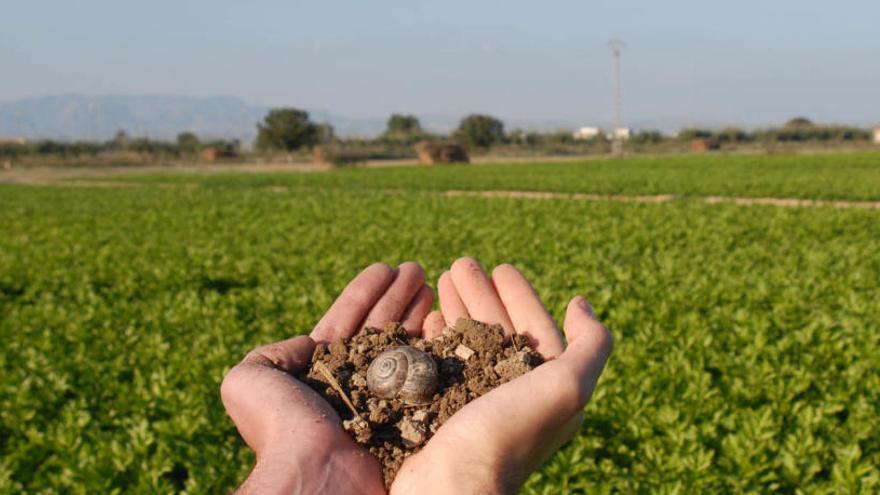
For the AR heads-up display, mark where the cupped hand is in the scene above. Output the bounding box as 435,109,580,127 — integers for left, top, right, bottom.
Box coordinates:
221,262,434,495
391,257,613,495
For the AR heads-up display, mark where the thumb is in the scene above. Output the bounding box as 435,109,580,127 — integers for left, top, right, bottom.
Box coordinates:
559,296,613,403
563,296,604,343
241,335,316,373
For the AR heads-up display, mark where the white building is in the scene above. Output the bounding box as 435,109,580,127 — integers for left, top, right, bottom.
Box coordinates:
573,127,601,140
613,127,631,140
873,127,880,144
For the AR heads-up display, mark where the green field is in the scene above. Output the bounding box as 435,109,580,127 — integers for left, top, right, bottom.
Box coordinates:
2,153,879,493
115,152,880,201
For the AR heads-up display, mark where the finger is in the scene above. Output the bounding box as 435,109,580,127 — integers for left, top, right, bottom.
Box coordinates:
241,335,316,374
449,257,514,334
492,264,564,358
311,263,396,343
559,296,614,403
399,285,434,337
438,270,468,326
562,296,611,350
221,362,342,452
362,262,426,330
423,310,447,339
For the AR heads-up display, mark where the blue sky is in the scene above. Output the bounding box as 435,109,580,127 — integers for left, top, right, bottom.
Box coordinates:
2,0,879,127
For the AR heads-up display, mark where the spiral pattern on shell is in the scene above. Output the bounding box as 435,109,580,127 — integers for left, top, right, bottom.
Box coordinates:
366,346,439,405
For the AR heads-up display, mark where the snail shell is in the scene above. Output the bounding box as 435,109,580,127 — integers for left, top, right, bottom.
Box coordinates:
366,346,439,405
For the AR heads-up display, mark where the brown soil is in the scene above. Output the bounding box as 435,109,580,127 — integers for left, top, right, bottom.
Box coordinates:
299,318,542,486
444,190,880,210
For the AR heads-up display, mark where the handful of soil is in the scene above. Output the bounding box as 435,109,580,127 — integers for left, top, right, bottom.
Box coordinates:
299,318,543,485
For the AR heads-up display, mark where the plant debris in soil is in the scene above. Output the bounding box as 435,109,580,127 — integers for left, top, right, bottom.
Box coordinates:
299,318,543,486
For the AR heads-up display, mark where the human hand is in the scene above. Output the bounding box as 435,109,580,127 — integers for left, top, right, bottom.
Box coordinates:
220,262,434,495
391,257,613,494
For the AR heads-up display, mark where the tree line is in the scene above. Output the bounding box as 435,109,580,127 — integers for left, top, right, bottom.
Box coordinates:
677,117,872,144
0,130,240,159
1,111,875,162
250,111,877,157
253,109,509,152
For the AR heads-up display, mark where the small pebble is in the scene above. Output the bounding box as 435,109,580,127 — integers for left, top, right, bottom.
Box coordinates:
454,344,475,360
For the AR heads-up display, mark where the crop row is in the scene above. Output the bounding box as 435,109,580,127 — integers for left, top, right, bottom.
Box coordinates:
109,152,880,201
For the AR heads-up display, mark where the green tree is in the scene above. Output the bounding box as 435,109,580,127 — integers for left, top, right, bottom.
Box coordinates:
717,127,751,143
384,114,422,139
111,130,129,150
677,128,714,141
785,117,814,129
630,130,665,145
255,108,319,151
455,114,505,149
315,123,336,144
176,132,201,154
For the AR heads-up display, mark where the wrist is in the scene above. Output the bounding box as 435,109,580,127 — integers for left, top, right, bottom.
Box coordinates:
236,449,304,495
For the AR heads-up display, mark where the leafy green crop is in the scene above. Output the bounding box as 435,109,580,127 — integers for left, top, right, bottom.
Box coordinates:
108,151,880,201
1,157,879,493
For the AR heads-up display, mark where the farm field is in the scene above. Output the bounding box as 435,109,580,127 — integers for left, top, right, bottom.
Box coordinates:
108,152,880,201
1,153,879,493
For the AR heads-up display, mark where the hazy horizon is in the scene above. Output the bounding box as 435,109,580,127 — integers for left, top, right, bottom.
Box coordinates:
3,0,880,128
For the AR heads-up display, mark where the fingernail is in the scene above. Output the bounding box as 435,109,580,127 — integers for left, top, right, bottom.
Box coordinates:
576,296,595,316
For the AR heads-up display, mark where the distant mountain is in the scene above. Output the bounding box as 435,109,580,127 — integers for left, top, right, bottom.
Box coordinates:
0,94,271,142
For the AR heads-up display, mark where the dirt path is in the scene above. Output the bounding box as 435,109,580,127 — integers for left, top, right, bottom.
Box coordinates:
444,190,676,203
443,189,880,210
701,195,880,209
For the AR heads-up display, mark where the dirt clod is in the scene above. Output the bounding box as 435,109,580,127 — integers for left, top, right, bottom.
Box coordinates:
398,416,427,447
300,318,543,486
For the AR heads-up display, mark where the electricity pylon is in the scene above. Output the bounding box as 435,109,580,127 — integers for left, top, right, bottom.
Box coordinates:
607,39,625,155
